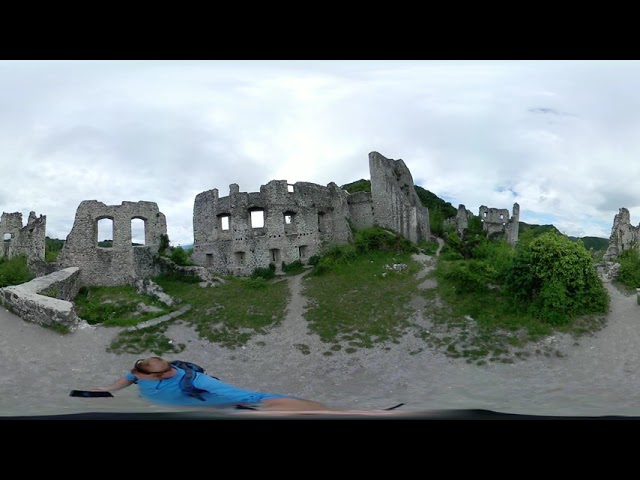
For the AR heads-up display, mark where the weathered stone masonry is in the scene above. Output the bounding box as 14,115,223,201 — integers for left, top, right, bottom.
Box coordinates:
56,200,168,287
479,203,520,246
447,203,520,246
0,211,46,262
191,151,431,276
603,207,640,262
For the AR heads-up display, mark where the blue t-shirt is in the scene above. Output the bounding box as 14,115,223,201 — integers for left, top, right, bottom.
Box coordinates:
124,367,292,407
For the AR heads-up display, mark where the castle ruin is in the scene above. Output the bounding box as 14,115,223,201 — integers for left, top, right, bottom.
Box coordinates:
0,150,529,330
0,211,46,263
447,203,520,246
56,200,168,287
190,151,431,276
479,203,520,245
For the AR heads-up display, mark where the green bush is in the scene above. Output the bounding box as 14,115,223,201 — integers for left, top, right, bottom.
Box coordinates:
282,260,305,275
251,263,276,280
419,239,439,255
45,237,64,263
616,248,640,289
0,255,34,287
158,234,170,255
308,255,321,266
353,227,418,254
429,207,446,237
169,246,193,266
442,259,500,294
504,232,609,325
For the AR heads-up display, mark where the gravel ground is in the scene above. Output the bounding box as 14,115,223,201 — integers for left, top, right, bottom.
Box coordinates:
2,251,640,418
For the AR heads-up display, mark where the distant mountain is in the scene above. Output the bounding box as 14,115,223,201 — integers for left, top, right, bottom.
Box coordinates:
567,236,609,252
520,222,609,255
175,243,193,250
518,222,561,237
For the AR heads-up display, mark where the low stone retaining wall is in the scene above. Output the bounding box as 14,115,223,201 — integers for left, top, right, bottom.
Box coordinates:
0,267,85,331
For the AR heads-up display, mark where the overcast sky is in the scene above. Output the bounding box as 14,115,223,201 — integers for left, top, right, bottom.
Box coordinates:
1,60,638,246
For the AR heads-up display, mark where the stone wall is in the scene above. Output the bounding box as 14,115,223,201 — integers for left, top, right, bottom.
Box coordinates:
479,202,520,246
602,207,640,262
191,180,353,276
0,211,46,263
451,204,472,236
347,191,374,231
369,152,430,244
191,151,431,276
56,200,167,286
445,203,519,245
0,267,85,331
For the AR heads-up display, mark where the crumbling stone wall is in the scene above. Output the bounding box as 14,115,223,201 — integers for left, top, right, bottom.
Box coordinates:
346,191,374,231
444,203,519,245
445,204,473,236
191,180,353,276
369,152,430,244
602,207,640,261
56,200,167,286
0,211,46,262
0,267,85,331
192,151,431,276
479,202,520,246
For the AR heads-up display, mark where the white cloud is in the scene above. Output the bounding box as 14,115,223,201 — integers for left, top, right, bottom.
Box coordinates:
2,60,640,245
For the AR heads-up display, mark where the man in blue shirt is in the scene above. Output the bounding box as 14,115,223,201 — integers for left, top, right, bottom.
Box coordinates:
92,356,333,411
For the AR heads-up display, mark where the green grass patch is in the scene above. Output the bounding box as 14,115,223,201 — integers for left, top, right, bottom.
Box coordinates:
303,251,422,351
107,322,187,355
74,285,177,327
153,274,289,349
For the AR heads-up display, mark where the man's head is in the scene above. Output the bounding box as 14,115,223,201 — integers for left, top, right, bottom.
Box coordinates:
132,357,174,378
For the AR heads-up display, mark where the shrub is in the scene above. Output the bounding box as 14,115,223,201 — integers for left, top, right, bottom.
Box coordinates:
442,259,500,294
251,264,276,280
0,255,34,287
616,248,640,289
419,239,439,255
353,227,417,254
308,255,321,266
282,260,305,275
504,231,609,325
169,246,193,266
158,234,170,255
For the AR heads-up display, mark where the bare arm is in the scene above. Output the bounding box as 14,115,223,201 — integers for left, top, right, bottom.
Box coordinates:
92,377,134,392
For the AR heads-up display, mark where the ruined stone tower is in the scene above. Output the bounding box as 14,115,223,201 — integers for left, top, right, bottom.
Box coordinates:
602,207,640,262
0,211,46,262
479,202,520,246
